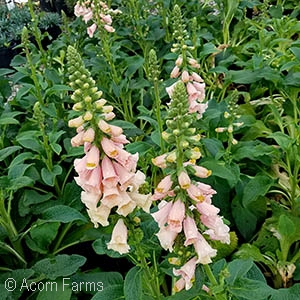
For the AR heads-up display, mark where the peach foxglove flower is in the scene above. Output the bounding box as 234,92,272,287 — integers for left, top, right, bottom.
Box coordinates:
192,165,211,178
112,161,134,189
151,201,173,228
81,191,101,211
98,119,123,136
201,215,230,244
178,171,191,189
183,216,200,246
152,175,173,200
191,72,204,82
170,66,181,78
101,155,119,188
175,55,183,66
68,116,84,128
104,24,115,33
107,219,130,254
87,23,97,38
83,127,95,143
100,13,112,24
173,257,198,290
86,145,100,169
194,234,217,264
71,130,85,147
152,153,167,168
181,70,190,83
187,184,205,202
167,199,185,233
101,186,122,208
101,137,118,158
87,203,111,228
82,10,93,23
116,191,136,216
173,278,185,292
156,226,178,252
196,201,220,216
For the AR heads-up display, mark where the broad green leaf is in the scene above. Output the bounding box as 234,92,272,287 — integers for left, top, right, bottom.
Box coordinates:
201,159,240,188
125,141,153,155
242,175,273,207
42,205,87,223
36,278,72,300
268,132,293,151
0,146,21,161
228,278,272,299
32,255,86,280
232,196,257,240
124,56,144,77
124,266,142,300
9,152,35,168
226,258,254,284
9,176,34,190
269,283,300,300
0,268,35,299
91,284,124,300
26,222,60,254
72,272,123,294
41,165,62,186
8,163,34,179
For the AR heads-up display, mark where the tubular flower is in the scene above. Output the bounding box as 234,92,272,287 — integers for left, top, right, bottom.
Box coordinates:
67,46,151,254
151,71,230,290
107,219,130,254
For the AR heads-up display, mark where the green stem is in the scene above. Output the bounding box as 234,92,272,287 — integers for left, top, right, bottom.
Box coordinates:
0,190,26,263
0,241,27,265
153,81,165,153
52,222,73,254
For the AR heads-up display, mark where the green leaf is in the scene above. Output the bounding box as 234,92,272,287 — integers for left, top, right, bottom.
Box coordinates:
124,266,142,300
91,284,124,300
268,132,293,151
8,163,34,179
41,165,62,186
36,278,72,300
228,278,272,299
226,258,254,284
290,47,300,60
126,141,153,155
232,196,257,240
270,283,300,300
0,146,21,161
26,222,60,254
242,175,273,207
72,271,123,294
0,268,35,300
16,131,43,152
201,159,240,188
42,205,87,223
124,56,144,77
32,255,86,280
9,176,34,190
110,120,143,137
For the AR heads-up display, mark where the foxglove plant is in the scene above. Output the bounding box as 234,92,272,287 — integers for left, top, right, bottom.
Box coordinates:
66,45,151,255
151,80,230,293
74,0,120,37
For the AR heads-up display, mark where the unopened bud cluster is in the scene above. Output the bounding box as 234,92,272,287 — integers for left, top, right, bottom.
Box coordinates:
215,91,243,145
67,45,116,140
